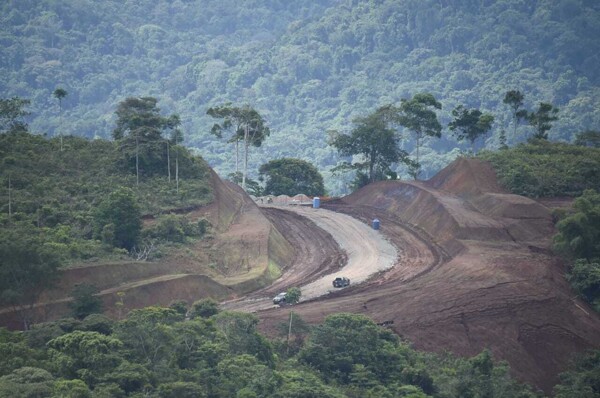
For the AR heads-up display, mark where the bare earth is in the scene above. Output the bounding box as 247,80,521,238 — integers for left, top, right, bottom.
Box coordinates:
223,204,397,311
250,159,600,394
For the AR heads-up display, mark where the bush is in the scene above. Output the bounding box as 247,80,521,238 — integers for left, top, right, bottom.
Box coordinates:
142,214,208,243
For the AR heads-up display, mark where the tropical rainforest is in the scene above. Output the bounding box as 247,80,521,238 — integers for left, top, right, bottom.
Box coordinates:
2,0,600,396
2,306,596,398
1,0,600,192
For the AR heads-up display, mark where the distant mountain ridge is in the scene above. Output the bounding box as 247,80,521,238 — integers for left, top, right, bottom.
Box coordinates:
2,0,599,190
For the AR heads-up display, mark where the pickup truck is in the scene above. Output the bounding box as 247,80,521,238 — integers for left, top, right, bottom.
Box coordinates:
332,277,350,288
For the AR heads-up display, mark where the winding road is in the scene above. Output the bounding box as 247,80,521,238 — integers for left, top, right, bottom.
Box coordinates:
222,204,398,311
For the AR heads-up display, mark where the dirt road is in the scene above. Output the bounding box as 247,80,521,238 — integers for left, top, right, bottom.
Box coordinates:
222,205,397,311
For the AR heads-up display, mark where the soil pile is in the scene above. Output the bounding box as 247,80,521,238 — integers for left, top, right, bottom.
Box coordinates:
259,158,600,393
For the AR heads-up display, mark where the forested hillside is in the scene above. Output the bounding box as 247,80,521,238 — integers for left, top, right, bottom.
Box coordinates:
2,0,600,190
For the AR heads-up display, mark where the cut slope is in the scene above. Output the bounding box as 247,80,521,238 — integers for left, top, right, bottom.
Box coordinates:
258,157,600,393
0,169,294,328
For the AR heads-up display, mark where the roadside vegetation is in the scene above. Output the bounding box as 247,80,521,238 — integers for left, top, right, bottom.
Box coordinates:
0,309,554,397
479,140,600,198
0,97,213,328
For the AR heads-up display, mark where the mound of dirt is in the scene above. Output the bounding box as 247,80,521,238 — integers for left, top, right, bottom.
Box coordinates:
257,157,600,393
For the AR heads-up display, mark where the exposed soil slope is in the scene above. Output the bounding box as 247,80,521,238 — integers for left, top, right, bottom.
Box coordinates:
257,158,600,393
0,169,294,328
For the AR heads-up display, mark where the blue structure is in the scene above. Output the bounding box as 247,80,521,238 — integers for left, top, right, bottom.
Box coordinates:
313,197,321,208
372,218,380,230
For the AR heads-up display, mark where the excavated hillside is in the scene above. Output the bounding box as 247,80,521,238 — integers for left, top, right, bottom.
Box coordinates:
258,158,600,393
0,169,294,328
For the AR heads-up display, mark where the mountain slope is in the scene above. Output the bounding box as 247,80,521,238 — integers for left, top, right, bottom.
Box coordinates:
2,0,600,187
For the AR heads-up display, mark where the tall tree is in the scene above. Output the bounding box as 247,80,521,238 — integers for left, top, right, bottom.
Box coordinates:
207,104,270,190
329,109,406,188
259,158,325,197
93,187,142,251
503,90,527,140
113,97,180,182
53,88,67,151
397,93,442,179
448,105,494,153
526,102,559,140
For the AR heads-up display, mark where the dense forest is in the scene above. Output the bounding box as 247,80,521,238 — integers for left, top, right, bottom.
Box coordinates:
2,305,597,398
2,0,600,192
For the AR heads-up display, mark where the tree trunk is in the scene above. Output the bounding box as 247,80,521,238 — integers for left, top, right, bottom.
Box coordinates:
235,140,240,173
8,174,12,224
242,124,249,191
166,140,171,182
176,151,179,195
136,136,139,186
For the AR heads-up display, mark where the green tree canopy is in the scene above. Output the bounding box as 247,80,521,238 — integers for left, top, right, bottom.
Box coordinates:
526,102,560,140
503,90,527,139
207,104,270,191
259,158,325,197
69,283,103,320
330,108,407,188
0,97,30,133
112,97,181,178
0,222,61,329
448,105,494,152
397,93,442,179
93,187,142,250
554,189,600,260
574,130,600,148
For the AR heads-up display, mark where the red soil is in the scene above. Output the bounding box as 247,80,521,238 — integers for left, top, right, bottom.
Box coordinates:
257,158,600,393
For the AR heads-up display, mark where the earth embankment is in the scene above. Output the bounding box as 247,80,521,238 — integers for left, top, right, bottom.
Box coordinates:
257,158,600,393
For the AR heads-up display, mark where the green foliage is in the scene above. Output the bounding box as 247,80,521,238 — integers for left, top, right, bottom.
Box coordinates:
285,287,302,305
213,312,274,366
554,190,600,260
330,108,408,186
299,313,406,384
112,97,181,179
448,105,494,152
479,141,600,197
0,222,61,329
574,130,600,148
0,130,213,275
207,104,270,191
553,350,600,398
52,379,92,398
259,158,325,196
157,381,206,398
0,367,54,397
69,284,103,320
396,93,443,179
0,306,543,397
189,298,220,319
93,187,141,250
48,331,123,384
566,259,600,312
2,1,600,194
0,97,30,133
143,214,206,243
525,102,560,140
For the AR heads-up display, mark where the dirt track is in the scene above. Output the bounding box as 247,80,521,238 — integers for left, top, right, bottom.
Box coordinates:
247,160,600,394
222,205,398,311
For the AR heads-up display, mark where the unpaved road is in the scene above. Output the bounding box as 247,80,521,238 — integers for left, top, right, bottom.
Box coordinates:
222,205,397,311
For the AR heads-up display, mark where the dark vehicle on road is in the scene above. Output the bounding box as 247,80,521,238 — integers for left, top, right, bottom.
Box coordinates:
273,292,287,305
333,276,350,288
